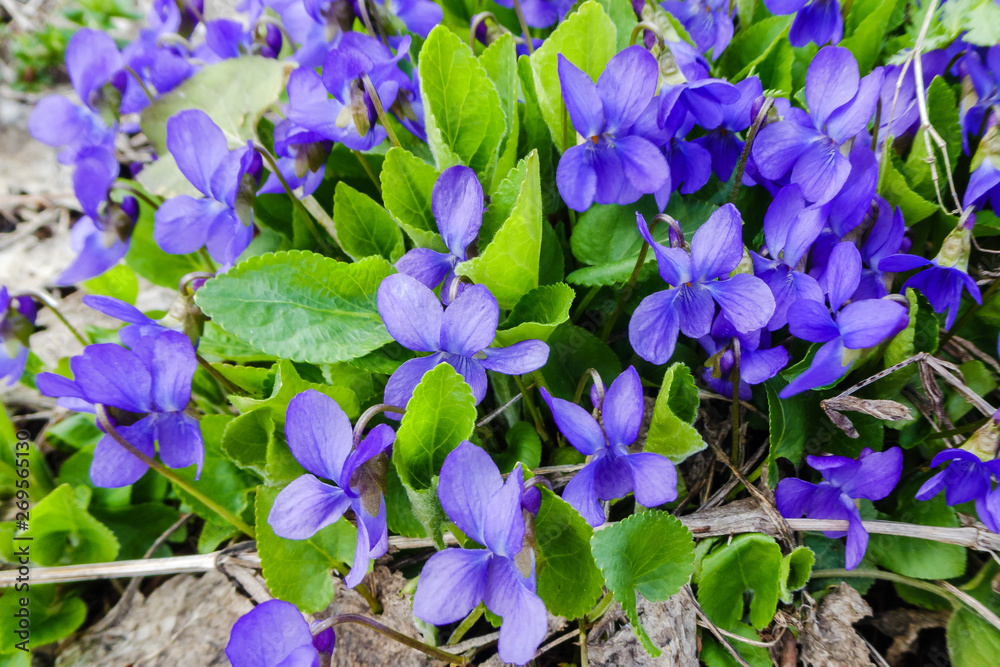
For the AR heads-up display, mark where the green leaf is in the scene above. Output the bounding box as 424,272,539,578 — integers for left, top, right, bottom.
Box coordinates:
24,484,119,566
764,379,817,483
478,33,518,183
591,511,696,656
124,198,204,288
379,147,445,250
541,324,621,399
195,251,396,364
566,258,657,286
697,533,782,630
701,622,772,667
405,481,447,549
420,25,507,185
534,488,604,618
394,363,477,490
779,546,814,603
482,153,529,245
91,502,181,560
719,15,792,82
385,463,425,538
586,0,638,51
495,283,576,346
947,562,1000,666
529,1,617,153
221,408,274,478
255,485,357,612
869,490,967,579
904,76,962,198
0,584,86,654
942,0,1000,46
333,182,404,262
455,151,542,308
140,56,288,154
876,288,937,397
841,0,901,73
645,362,707,463
495,421,543,473
82,264,138,304
883,153,939,223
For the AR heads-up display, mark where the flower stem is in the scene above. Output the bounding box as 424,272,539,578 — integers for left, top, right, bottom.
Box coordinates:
572,368,606,407
811,568,957,608
361,73,402,149
510,0,534,54
729,97,773,205
330,562,383,614
570,286,600,324
113,180,162,210
353,403,406,442
579,617,589,667
515,375,548,442
352,150,382,194
195,353,245,396
447,605,484,645
95,405,256,538
311,614,468,664
123,65,156,105
600,238,655,342
198,248,217,273
19,289,87,347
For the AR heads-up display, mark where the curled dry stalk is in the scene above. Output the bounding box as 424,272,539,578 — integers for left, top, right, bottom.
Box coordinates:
310,613,469,664
17,288,88,347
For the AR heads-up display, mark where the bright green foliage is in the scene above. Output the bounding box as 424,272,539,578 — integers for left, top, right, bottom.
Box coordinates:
140,56,287,154
0,585,87,655
333,182,405,262
948,563,1000,666
495,283,575,346
942,0,1000,46
719,16,792,81
697,533,782,630
91,502,182,560
24,484,119,566
904,77,962,199
530,1,617,153
541,324,621,399
195,251,396,364
478,33,519,187
700,621,772,667
221,408,275,479
379,147,445,249
533,488,604,619
591,511,696,656
869,490,967,579
842,0,902,72
419,25,507,185
394,363,477,491
495,422,543,472
779,546,814,603
646,362,707,462
82,265,138,305
124,200,204,288
385,464,425,538
229,360,359,424
255,486,357,613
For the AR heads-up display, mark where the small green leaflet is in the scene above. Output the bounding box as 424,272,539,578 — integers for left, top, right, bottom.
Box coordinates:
645,362,707,463
697,533,782,630
534,488,604,618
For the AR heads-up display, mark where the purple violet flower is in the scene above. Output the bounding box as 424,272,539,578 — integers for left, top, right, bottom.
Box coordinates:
413,442,546,665
777,447,902,569
540,366,678,526
854,197,906,301
493,0,572,27
374,0,443,36
268,389,395,588
879,216,981,329
752,46,883,204
965,111,1000,211
55,198,139,286
693,76,763,181
556,46,669,211
699,315,789,400
662,0,735,59
763,0,843,47
395,165,482,299
376,274,549,408
226,599,321,667
35,331,203,488
780,243,909,397
0,287,37,385
629,204,776,365
81,295,177,345
153,109,262,268
917,450,1000,507
958,45,1000,153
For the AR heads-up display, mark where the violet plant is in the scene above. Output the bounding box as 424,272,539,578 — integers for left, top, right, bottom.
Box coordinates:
12,0,1000,663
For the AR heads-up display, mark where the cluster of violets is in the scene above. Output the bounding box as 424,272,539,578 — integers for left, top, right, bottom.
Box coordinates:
12,0,1000,664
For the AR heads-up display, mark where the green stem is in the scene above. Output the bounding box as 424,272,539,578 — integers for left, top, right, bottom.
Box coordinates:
198,248,217,273
113,180,162,210
579,617,589,667
353,149,383,194
361,73,402,149
196,353,245,396
255,144,336,255
510,0,534,54
95,405,256,538
925,417,988,441
729,97,773,205
20,289,87,346
570,286,600,324
447,604,484,645
123,65,156,105
311,614,467,664
514,375,548,442
587,591,615,621
331,562,383,614
811,569,957,608
601,240,651,341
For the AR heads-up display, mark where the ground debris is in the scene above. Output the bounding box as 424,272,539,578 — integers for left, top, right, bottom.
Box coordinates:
587,593,697,667
800,583,875,667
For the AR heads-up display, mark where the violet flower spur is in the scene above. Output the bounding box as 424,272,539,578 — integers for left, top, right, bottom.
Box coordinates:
540,367,678,526
556,46,669,212
153,109,263,268
752,46,883,204
395,165,482,298
413,442,546,666
0,287,37,385
227,599,323,667
268,389,395,588
879,216,980,329
376,274,549,408
776,447,902,570
35,331,203,488
763,0,842,48
628,204,776,365
780,243,908,398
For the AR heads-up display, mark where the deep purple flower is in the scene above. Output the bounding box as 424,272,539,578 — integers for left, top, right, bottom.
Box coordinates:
268,390,394,587
540,367,678,526
879,217,980,329
965,111,1000,211
56,197,138,286
854,197,906,301
267,0,331,68
413,442,546,665
753,47,883,204
0,288,37,385
153,110,262,268
493,0,572,26
751,184,826,330
693,77,763,181
226,599,320,667
629,204,776,364
662,0,734,59
395,166,481,299
878,51,949,143
958,45,1000,153
699,316,789,399
777,447,902,569
780,243,909,397
120,30,196,114
663,138,708,201
35,331,203,488
556,46,669,211
377,274,549,408
373,0,442,36
917,450,1000,507
81,295,176,346
764,0,842,47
